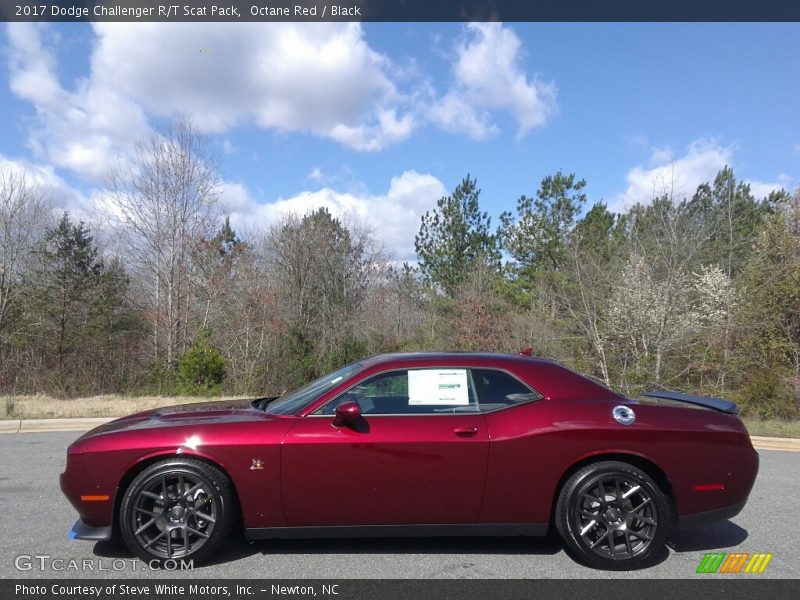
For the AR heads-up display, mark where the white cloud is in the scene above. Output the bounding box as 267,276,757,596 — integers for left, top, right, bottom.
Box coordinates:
306,167,324,182
612,139,794,212
6,23,151,180
612,139,734,213
0,154,97,222
6,22,557,183
649,146,674,164
746,174,791,199
5,22,416,177
225,171,447,260
429,23,557,140
221,139,235,155
89,22,413,150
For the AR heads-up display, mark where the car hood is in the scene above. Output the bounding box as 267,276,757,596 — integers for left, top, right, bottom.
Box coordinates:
73,397,278,442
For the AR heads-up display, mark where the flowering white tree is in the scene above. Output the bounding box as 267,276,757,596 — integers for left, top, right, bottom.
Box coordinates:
691,264,737,390
607,254,698,386
693,264,736,328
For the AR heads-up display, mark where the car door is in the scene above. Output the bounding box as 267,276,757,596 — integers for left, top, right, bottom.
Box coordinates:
280,367,489,526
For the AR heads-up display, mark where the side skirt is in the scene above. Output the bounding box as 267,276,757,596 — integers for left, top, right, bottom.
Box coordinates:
246,523,548,540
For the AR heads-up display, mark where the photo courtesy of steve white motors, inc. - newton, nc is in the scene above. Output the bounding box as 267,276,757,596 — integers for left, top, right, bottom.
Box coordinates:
14,583,258,597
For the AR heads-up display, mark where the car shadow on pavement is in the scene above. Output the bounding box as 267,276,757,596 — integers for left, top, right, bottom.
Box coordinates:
669,520,748,552
91,523,742,570
259,535,561,555
92,532,565,568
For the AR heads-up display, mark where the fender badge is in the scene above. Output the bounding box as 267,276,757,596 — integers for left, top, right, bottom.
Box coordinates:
250,459,264,470
612,405,636,425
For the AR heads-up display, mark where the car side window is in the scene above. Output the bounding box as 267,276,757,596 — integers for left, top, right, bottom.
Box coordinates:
318,369,480,415
469,368,541,411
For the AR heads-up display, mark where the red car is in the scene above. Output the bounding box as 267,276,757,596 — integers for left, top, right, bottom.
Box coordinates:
61,352,758,570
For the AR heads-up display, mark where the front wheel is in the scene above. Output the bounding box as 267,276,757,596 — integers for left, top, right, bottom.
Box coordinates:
555,461,670,570
119,458,235,565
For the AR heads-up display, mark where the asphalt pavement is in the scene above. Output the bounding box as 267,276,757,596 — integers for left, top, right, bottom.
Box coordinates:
0,432,796,579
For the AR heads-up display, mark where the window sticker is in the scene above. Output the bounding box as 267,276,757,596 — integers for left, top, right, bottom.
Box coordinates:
408,369,469,405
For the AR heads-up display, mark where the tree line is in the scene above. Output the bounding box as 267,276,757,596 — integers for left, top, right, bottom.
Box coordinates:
1,118,797,419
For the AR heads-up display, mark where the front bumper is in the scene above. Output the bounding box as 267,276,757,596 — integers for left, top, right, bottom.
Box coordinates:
68,519,113,541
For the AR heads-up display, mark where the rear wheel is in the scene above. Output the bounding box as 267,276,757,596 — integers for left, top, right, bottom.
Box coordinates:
555,461,670,570
119,458,234,566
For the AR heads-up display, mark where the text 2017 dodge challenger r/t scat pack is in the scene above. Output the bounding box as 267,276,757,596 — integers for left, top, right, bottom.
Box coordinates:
61,352,758,570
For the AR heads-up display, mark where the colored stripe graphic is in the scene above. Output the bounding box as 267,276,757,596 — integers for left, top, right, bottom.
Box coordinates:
696,552,772,574
697,552,726,573
719,553,748,573
744,553,773,573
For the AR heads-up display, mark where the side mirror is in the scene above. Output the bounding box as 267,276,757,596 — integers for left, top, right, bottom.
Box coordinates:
334,400,361,426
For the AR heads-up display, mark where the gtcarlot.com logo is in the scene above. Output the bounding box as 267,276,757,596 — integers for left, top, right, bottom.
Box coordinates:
696,552,773,574
14,554,192,571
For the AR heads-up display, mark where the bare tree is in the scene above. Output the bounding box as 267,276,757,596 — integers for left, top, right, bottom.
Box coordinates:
106,117,221,365
263,208,387,378
0,167,49,365
560,241,614,386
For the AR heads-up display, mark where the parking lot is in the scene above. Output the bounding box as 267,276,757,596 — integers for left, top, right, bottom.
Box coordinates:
0,431,796,579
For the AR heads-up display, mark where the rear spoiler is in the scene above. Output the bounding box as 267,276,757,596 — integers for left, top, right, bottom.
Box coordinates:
641,390,738,415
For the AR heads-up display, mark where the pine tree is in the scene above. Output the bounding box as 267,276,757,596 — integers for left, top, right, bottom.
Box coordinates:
35,214,103,374
177,328,226,395
501,171,587,292
414,175,499,296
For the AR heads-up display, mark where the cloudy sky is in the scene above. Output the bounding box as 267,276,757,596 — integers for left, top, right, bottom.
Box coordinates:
1,22,798,259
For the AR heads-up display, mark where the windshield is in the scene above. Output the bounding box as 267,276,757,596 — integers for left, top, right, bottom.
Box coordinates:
264,363,365,415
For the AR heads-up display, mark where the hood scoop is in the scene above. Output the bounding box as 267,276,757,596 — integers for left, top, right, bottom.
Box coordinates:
153,399,257,419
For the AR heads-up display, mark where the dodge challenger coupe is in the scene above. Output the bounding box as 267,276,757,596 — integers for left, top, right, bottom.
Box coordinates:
61,352,759,570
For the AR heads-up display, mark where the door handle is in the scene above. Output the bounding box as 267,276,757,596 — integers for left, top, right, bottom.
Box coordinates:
453,426,478,437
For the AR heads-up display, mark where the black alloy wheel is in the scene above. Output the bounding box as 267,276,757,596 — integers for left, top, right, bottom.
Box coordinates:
119,458,234,565
555,461,670,570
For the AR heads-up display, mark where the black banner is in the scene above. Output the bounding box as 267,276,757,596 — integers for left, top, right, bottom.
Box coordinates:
4,580,800,600
2,0,800,22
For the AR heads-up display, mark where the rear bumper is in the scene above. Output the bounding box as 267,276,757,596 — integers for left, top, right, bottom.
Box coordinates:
678,501,746,530
68,519,113,542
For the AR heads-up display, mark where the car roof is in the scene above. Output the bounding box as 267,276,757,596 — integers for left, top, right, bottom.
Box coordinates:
351,352,624,402
359,351,554,368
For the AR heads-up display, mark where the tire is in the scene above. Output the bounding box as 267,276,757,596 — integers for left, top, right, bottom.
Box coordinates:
119,458,235,566
555,460,670,570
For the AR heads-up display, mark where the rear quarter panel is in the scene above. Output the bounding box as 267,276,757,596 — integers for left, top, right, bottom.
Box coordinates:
480,396,758,524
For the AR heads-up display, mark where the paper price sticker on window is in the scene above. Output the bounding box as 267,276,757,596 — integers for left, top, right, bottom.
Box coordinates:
408,369,469,405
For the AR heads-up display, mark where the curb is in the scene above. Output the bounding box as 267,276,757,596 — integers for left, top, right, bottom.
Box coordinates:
749,436,800,453
0,420,21,433
0,417,111,433
1,418,800,451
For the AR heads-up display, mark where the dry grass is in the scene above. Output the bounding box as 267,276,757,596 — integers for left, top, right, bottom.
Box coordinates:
1,394,253,420
742,418,800,439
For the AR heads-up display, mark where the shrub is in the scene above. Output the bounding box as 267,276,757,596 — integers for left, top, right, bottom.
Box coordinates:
177,330,226,395
738,369,798,420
